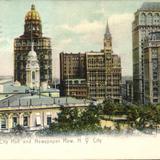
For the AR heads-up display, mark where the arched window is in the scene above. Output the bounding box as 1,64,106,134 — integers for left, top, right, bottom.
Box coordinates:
147,13,152,25
1,117,6,129
140,13,146,25
32,71,35,80
12,117,18,128
153,13,159,25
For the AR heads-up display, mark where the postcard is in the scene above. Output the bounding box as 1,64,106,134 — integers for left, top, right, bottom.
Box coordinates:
0,0,160,159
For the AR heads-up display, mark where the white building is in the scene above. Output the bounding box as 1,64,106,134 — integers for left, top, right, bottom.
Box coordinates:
26,43,40,89
0,96,90,132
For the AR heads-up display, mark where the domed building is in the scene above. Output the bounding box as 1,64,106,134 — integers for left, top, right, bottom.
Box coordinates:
14,4,52,85
24,4,42,37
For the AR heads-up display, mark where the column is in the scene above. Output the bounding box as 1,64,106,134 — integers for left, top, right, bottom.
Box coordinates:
7,114,12,129
29,113,32,129
19,113,23,126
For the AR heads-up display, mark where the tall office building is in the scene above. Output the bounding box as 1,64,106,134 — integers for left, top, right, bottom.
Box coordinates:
144,32,160,104
14,4,52,85
60,53,87,98
60,22,122,102
132,2,160,104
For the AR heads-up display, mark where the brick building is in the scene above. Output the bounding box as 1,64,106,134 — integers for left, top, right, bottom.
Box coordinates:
60,22,122,102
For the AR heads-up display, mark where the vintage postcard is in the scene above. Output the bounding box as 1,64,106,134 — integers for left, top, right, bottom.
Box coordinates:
0,0,160,159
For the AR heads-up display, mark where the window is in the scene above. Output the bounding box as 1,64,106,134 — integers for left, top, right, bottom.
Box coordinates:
13,117,18,128
153,13,159,25
140,13,146,25
47,116,52,126
32,71,35,80
36,116,41,126
23,116,28,127
1,118,6,129
147,13,152,25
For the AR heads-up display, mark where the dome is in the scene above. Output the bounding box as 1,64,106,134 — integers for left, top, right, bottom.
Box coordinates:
25,4,41,21
28,50,37,58
27,43,38,60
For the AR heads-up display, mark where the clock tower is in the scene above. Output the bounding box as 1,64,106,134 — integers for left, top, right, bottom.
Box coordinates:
104,20,112,52
26,43,40,88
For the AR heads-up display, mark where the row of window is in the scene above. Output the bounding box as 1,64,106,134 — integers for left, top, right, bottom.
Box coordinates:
140,13,160,25
89,94,105,97
0,116,52,129
15,39,50,46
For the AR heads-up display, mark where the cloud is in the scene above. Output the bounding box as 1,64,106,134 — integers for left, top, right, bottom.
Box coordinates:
59,13,134,76
60,38,72,46
56,14,134,76
108,13,134,76
0,51,13,76
58,20,104,49
60,20,104,34
0,37,11,50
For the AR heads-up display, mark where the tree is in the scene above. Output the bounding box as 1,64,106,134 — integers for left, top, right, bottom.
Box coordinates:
126,104,140,129
79,103,102,132
102,100,115,119
12,124,27,135
49,103,102,133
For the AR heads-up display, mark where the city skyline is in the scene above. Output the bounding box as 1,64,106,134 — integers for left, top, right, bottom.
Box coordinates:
0,0,148,78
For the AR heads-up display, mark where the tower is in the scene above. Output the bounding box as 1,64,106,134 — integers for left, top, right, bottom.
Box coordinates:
104,20,112,52
104,21,121,102
132,2,160,104
143,32,160,104
26,43,40,88
14,4,52,85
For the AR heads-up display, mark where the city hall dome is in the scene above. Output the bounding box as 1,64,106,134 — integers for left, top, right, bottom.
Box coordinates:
27,43,38,61
25,4,41,21
28,50,37,59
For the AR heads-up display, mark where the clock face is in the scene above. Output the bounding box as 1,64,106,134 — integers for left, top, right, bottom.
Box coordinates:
106,55,111,60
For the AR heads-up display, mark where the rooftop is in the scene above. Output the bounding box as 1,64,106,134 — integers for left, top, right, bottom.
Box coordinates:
0,94,91,109
140,2,160,11
86,51,104,55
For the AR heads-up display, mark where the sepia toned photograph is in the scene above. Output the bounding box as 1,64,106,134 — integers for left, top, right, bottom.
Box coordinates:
0,0,160,159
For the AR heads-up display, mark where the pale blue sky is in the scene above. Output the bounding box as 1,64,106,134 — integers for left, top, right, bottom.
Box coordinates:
0,0,151,78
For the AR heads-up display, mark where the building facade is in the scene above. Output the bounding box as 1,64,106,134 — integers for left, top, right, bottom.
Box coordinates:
0,96,90,131
60,53,87,98
144,32,160,104
132,2,160,104
14,4,52,85
121,80,133,103
60,22,122,102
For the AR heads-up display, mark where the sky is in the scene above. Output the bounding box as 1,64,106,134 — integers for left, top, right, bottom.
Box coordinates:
0,0,153,78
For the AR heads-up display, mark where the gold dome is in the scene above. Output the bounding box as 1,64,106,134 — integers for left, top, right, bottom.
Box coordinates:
25,4,41,21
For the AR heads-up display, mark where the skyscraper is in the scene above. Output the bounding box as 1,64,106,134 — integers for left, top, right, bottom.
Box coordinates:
14,4,52,85
60,22,122,102
132,2,160,104
144,32,160,104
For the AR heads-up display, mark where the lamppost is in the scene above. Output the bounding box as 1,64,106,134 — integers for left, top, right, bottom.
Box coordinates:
47,65,50,85
67,72,70,97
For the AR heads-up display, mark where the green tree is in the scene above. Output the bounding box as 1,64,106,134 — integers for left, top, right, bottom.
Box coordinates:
126,104,140,129
102,99,116,119
49,103,102,133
